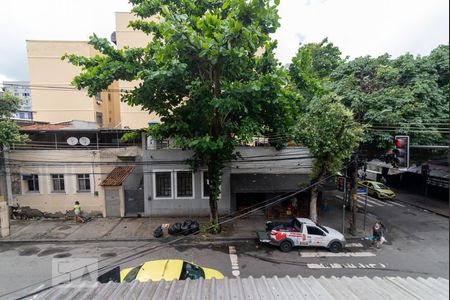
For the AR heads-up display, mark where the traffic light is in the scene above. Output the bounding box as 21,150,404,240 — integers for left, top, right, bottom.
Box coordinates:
337,176,345,192
393,135,409,168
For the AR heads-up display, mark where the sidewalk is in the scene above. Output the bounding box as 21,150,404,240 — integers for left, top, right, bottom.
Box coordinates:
0,193,370,243
394,190,449,217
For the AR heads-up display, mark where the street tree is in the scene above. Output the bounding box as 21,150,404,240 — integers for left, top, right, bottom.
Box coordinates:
0,92,28,148
295,94,363,222
289,39,363,223
64,0,293,231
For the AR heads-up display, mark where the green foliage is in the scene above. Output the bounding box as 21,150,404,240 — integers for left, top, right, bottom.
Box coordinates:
64,0,293,226
0,92,28,147
289,38,343,100
296,94,364,179
330,45,449,149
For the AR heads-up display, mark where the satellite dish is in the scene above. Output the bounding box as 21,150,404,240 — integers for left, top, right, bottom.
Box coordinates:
67,137,78,146
79,137,91,146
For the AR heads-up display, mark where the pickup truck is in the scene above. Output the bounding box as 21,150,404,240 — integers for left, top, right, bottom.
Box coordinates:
257,218,346,252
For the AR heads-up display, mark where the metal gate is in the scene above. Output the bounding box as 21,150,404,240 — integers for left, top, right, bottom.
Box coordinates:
105,189,121,217
124,190,144,216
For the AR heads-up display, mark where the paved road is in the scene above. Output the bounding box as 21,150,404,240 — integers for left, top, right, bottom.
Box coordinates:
0,194,448,299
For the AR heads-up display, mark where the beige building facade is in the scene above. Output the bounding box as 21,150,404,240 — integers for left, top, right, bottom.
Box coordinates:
27,12,159,129
10,146,142,217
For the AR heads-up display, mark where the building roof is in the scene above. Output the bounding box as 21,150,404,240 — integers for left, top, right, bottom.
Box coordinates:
100,166,134,186
33,276,448,300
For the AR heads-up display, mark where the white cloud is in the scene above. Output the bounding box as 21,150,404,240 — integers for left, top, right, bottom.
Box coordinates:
0,0,448,80
272,0,449,63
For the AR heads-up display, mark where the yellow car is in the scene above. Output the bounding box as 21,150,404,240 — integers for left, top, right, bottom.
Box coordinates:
117,259,224,282
358,180,396,199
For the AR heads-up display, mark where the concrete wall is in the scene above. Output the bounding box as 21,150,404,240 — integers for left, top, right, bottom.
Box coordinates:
9,146,142,216
143,146,312,216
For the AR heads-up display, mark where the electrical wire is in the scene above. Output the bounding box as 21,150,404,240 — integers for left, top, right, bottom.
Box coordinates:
7,165,346,300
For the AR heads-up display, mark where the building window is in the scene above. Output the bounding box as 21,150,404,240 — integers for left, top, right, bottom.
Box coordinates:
51,174,65,192
202,171,210,198
23,174,39,192
95,92,101,101
155,172,172,198
77,174,91,192
176,171,194,198
108,93,111,101
96,112,103,126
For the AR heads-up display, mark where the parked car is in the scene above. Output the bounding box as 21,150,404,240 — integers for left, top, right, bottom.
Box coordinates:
358,180,396,199
257,218,346,253
97,259,224,283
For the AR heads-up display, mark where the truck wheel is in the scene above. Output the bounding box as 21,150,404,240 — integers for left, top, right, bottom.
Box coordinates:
329,241,343,253
279,241,292,252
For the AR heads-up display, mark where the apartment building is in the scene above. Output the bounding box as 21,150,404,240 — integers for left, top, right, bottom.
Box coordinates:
1,81,33,121
26,12,159,129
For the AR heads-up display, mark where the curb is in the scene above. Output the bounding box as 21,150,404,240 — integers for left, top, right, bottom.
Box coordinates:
394,199,449,218
0,236,256,244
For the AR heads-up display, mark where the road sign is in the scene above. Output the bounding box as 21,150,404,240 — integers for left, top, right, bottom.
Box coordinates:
357,187,368,195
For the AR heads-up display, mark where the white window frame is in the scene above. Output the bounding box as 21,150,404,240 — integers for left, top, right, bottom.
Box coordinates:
174,170,195,199
201,170,221,200
77,174,91,192
51,174,65,193
23,174,39,193
153,170,174,200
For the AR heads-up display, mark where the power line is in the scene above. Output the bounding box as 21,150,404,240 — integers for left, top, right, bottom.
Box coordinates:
7,165,344,300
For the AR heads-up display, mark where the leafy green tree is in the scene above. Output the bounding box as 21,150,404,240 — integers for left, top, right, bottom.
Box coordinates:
64,0,293,231
0,92,28,148
330,45,449,151
296,94,363,222
290,39,362,222
289,38,343,100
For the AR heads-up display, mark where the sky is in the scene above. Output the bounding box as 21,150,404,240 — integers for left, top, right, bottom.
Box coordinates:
0,0,448,82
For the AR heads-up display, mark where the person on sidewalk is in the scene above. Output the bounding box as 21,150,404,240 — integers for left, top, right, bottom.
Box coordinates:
372,222,383,248
74,201,85,223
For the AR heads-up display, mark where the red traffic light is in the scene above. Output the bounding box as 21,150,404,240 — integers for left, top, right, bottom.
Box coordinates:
394,139,404,148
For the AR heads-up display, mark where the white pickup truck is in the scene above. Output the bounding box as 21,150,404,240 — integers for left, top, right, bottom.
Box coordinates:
257,218,346,252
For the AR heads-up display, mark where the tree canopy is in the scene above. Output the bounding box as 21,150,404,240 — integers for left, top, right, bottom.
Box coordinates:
64,0,295,230
0,92,28,148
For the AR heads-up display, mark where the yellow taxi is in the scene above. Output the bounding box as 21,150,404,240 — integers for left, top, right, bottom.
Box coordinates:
119,259,224,282
358,180,396,199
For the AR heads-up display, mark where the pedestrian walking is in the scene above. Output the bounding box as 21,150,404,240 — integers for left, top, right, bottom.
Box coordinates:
372,222,383,248
74,201,84,223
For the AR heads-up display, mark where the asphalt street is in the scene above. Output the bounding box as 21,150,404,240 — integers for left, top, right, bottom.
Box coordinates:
0,194,448,299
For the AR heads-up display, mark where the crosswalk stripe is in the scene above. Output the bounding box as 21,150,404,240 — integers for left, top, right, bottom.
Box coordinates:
390,201,405,207
365,198,385,207
357,199,374,207
367,195,394,207
300,251,376,258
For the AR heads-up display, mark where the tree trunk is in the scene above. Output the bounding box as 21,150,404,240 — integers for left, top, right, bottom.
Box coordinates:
207,159,221,233
310,185,318,222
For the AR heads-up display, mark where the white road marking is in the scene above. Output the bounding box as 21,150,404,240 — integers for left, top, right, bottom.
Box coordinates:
300,251,376,258
345,243,364,248
307,263,386,269
390,201,405,207
228,246,240,277
357,199,374,207
358,197,384,207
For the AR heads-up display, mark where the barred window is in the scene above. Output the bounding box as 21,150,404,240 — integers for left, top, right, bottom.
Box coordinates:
155,172,172,198
176,171,193,198
52,174,65,192
77,174,90,192
23,174,39,192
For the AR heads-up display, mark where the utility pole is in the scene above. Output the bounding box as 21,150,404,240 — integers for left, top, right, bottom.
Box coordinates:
347,153,358,235
0,147,11,237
